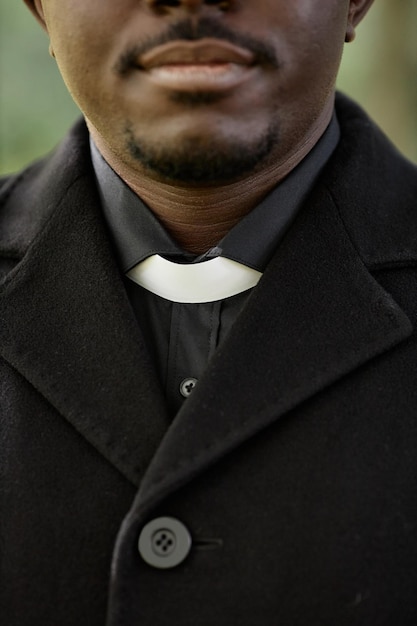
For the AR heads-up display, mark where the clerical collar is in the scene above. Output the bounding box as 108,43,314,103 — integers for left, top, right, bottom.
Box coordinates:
91,114,340,273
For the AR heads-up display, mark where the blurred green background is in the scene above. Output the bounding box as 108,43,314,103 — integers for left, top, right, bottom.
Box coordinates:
1,0,416,175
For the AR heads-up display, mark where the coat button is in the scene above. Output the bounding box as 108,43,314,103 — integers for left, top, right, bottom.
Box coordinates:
138,517,192,569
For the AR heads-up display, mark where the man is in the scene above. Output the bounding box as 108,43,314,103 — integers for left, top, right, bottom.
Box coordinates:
1,0,416,624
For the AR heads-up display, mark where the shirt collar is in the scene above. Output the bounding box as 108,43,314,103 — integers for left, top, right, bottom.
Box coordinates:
91,114,340,273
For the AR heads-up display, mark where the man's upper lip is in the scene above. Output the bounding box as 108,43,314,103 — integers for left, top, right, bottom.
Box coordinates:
138,38,255,69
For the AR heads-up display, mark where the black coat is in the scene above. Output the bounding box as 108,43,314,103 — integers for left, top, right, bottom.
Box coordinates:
1,94,417,625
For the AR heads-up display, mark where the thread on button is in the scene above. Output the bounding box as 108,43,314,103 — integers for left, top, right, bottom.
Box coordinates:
152,529,177,556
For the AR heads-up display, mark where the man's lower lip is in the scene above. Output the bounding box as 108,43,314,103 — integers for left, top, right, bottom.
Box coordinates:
143,63,255,91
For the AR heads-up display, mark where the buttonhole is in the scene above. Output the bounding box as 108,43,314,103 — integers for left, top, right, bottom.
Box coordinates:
193,538,223,551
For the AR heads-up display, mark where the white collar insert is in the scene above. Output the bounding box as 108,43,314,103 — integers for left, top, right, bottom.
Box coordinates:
126,254,262,304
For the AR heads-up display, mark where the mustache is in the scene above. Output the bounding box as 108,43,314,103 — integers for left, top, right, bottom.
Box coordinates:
115,17,280,74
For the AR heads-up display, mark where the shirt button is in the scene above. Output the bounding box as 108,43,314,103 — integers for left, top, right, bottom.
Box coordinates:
180,377,198,398
138,517,192,569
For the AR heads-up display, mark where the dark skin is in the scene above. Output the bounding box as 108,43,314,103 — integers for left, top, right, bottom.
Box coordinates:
25,0,374,254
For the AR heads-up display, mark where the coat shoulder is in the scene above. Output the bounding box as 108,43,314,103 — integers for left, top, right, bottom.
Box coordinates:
331,94,417,269
0,119,91,279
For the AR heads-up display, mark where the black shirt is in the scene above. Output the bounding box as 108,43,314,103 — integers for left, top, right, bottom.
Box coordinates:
91,115,340,416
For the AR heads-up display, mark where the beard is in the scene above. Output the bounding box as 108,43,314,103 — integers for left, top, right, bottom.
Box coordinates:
125,115,279,185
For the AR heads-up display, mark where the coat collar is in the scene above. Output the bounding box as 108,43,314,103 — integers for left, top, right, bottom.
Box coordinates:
0,96,415,498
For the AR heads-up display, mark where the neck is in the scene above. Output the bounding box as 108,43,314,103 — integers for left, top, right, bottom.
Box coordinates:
89,103,333,255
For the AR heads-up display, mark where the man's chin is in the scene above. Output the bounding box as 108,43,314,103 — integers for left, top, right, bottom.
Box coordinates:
125,126,278,185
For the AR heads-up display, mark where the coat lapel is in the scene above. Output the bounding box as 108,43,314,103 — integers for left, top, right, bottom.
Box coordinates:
0,128,169,486
136,182,413,511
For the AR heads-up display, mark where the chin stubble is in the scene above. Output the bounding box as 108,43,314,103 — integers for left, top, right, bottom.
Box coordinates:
125,122,279,184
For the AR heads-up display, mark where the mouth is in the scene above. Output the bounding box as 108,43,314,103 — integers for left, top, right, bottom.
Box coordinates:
136,38,256,92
